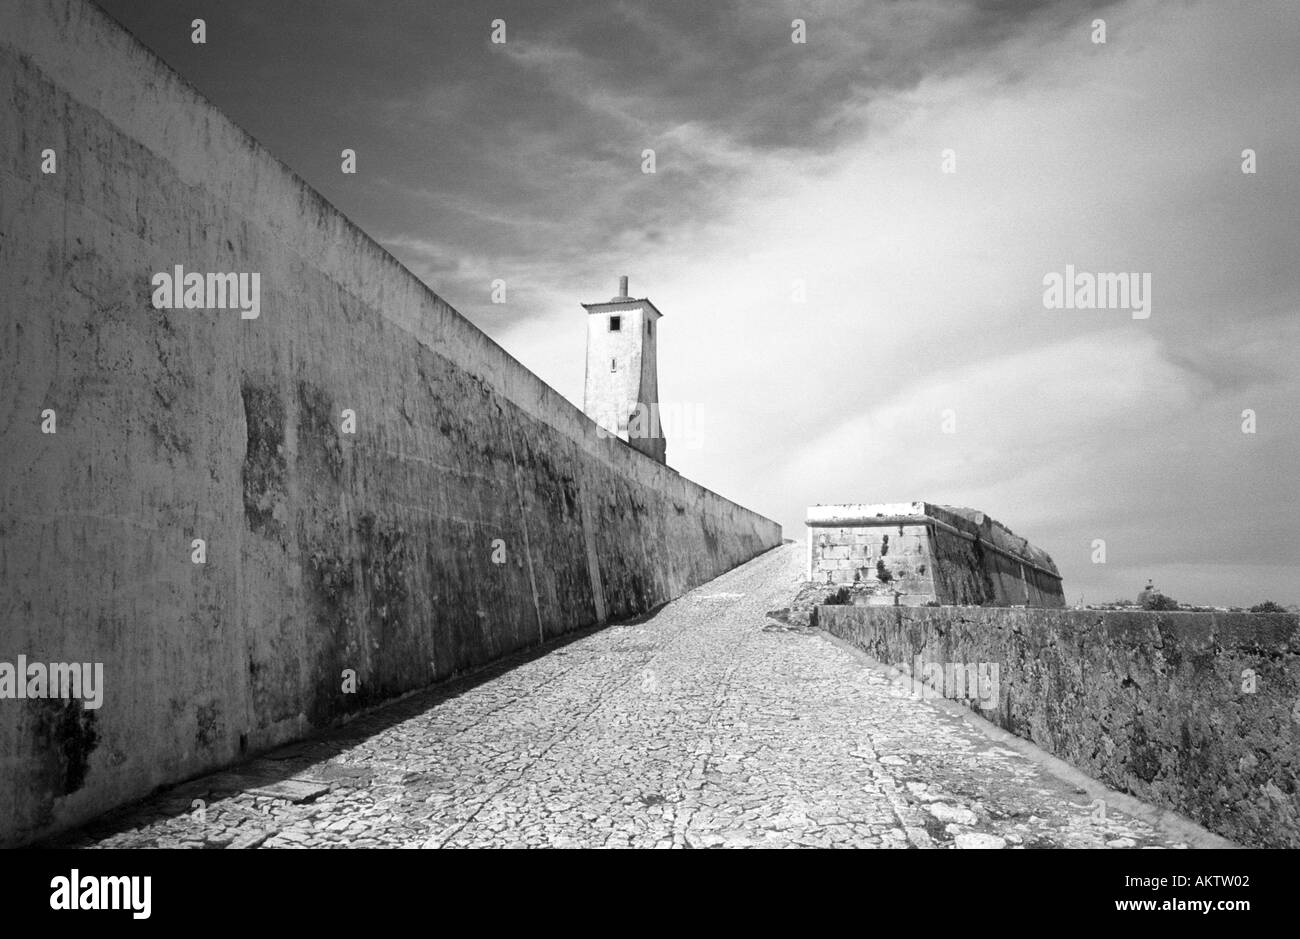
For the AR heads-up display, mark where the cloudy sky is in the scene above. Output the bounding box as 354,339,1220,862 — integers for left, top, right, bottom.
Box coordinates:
98,0,1299,607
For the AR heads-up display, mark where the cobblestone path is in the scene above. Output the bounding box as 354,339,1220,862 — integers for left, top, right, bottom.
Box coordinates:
59,544,1205,849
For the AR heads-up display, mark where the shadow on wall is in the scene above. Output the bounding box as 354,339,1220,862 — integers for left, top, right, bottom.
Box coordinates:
0,0,781,846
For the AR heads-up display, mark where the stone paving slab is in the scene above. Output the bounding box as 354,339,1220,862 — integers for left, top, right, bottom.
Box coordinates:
50,544,1205,849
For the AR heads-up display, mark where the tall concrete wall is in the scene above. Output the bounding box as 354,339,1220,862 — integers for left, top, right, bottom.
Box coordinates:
0,0,780,846
816,605,1300,847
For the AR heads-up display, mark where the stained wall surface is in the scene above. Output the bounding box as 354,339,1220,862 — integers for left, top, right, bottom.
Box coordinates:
817,605,1300,847
0,0,780,845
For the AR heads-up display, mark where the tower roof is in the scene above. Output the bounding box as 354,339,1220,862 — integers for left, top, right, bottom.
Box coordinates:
581,275,665,318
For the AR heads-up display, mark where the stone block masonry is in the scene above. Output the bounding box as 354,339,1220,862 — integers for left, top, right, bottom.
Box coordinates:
0,0,780,846
806,502,1065,607
816,604,1300,847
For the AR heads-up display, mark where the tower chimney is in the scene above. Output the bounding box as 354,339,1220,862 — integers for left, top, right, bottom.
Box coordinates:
616,275,629,300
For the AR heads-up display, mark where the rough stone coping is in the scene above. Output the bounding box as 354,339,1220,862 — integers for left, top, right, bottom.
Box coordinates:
819,605,1300,653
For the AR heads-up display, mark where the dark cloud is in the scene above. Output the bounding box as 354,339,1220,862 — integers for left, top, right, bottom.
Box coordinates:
96,0,1109,315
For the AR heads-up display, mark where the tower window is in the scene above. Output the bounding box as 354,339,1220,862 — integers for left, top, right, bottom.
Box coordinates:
610,358,617,372
647,319,652,335
608,315,621,331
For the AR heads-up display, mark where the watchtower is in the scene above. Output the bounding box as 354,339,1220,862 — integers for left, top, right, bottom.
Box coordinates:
581,276,666,463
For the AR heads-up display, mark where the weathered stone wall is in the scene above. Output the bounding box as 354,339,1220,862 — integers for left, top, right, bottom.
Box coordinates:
808,524,937,601
0,0,780,846
816,605,1300,847
929,528,1063,607
806,502,1064,608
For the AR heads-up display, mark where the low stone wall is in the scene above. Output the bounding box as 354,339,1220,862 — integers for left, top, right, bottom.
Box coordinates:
815,604,1300,847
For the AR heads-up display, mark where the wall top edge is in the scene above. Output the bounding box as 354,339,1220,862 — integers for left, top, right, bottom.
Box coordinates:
4,0,778,529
